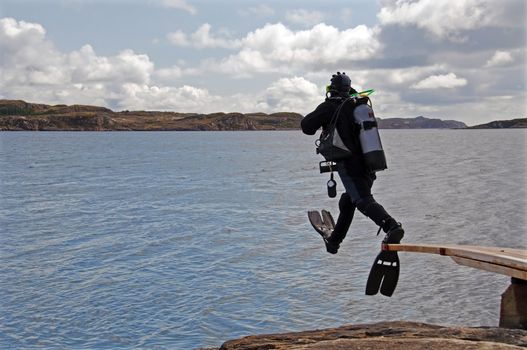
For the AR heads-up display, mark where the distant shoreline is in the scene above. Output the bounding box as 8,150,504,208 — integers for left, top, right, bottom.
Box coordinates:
3,128,527,132
1,99,525,131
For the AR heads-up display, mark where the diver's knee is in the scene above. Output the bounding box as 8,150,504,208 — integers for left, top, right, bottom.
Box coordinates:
355,195,375,214
339,193,354,211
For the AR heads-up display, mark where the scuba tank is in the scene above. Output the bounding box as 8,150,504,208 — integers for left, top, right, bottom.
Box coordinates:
353,101,387,172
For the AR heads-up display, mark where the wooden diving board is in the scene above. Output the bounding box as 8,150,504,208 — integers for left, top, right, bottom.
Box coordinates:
383,244,527,281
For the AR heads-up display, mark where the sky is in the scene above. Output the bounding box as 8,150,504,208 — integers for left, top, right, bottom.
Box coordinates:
0,0,525,125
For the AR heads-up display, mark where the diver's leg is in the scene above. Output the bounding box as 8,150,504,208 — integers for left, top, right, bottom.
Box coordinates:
338,167,404,242
355,195,390,228
330,193,356,245
355,195,404,243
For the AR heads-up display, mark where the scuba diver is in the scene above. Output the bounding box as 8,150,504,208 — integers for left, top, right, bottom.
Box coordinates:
301,72,404,254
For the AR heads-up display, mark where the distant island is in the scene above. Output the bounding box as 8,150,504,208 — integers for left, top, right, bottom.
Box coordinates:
0,99,301,131
377,115,466,129
467,118,527,129
0,99,524,131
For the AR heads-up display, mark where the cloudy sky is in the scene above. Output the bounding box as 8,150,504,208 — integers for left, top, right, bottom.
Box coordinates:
0,0,525,125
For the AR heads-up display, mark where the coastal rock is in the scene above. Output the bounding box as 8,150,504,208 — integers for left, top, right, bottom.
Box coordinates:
217,321,527,350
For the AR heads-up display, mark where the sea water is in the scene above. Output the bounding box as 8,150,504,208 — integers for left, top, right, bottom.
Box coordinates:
1,130,526,349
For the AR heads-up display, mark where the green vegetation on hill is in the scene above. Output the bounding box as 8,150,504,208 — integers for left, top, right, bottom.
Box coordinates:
0,100,302,131
1,99,524,131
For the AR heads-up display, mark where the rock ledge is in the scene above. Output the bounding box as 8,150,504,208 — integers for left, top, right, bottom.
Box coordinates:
211,321,527,350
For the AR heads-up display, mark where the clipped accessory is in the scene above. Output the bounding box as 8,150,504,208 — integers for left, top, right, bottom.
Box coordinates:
327,172,337,198
319,160,336,173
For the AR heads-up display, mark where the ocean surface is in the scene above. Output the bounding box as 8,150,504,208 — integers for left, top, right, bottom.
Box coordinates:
1,130,526,349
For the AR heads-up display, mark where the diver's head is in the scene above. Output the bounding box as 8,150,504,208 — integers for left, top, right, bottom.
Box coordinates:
327,72,356,97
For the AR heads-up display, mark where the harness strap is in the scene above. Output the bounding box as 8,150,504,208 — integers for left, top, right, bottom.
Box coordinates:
362,120,378,130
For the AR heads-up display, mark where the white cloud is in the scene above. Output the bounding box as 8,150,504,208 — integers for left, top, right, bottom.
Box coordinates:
363,64,446,86
190,24,240,49
209,76,323,114
378,0,495,40
0,17,218,111
69,45,154,85
311,65,449,92
1,17,156,89
168,22,380,74
217,23,380,74
117,77,323,114
285,9,325,27
0,17,66,85
264,76,321,112
239,4,275,17
367,89,441,117
0,18,378,112
485,50,514,67
411,73,468,89
154,65,183,81
117,84,220,111
167,30,188,46
167,24,240,49
0,17,46,51
161,0,196,15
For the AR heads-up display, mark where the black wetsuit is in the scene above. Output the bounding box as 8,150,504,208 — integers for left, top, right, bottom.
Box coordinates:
301,97,398,244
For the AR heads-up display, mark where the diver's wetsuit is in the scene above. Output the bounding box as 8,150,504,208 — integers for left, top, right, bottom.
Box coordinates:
301,97,399,245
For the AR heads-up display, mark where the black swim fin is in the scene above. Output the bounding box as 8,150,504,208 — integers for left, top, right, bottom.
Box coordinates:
307,210,339,254
365,250,400,297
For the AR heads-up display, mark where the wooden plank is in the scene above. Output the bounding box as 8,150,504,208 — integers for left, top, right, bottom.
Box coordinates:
385,244,527,268
447,247,526,271
383,244,444,255
450,256,527,281
383,244,527,278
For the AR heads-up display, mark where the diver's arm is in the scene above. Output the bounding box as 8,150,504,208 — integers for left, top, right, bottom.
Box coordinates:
301,102,332,135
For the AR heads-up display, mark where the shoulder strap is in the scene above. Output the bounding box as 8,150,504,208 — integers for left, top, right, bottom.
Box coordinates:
327,98,353,133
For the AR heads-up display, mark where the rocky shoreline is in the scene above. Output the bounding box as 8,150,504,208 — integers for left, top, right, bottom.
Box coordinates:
200,321,527,350
0,99,302,131
1,99,525,131
467,118,527,129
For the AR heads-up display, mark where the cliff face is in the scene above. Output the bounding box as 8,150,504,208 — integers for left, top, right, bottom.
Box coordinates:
0,100,302,131
212,321,527,350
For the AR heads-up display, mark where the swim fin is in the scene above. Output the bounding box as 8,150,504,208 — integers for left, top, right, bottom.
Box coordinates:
365,250,400,297
307,210,339,254
321,210,335,230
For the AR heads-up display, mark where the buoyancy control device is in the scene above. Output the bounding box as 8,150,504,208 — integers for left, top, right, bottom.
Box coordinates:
316,90,387,177
315,99,352,162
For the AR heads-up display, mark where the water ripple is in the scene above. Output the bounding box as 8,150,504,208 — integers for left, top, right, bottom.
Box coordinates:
1,130,525,349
